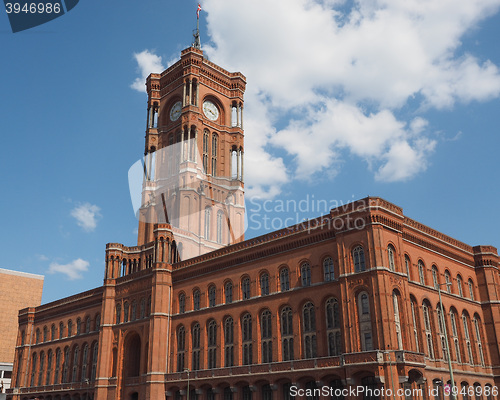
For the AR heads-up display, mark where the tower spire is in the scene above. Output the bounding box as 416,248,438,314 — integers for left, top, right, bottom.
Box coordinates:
193,3,202,49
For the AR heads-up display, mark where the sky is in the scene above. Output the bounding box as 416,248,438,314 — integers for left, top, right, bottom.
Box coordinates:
1,0,500,304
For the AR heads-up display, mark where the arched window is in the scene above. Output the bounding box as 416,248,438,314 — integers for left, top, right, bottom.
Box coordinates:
422,303,434,358
207,320,217,369
95,313,101,330
216,210,224,243
59,322,64,339
353,246,366,272
323,257,334,281
468,279,475,301
30,353,37,387
62,347,70,384
281,306,294,361
71,345,79,382
462,313,474,365
204,207,211,240
260,272,270,295
51,324,56,341
81,343,89,381
43,326,48,342
35,328,41,344
224,317,234,367
358,293,373,351
46,349,53,385
261,310,272,363
91,342,98,381
84,316,90,333
326,298,341,356
177,326,185,372
445,270,452,293
436,305,448,361
472,316,485,367
242,313,253,365
208,285,216,307
212,133,218,176
432,266,439,289
116,304,121,324
202,130,209,173
418,260,425,285
139,298,145,320
450,310,461,363
405,255,411,278
68,320,73,336
242,277,250,300
179,293,185,314
302,302,317,358
457,275,464,297
410,299,420,352
225,281,233,304
193,289,201,311
300,262,311,287
38,352,45,386
393,292,403,350
123,301,129,322
192,323,201,371
388,245,395,271
280,267,290,291
54,348,61,384
131,300,137,321
76,318,81,335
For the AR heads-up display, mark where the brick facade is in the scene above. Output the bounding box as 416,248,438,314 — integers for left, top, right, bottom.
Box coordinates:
0,268,43,394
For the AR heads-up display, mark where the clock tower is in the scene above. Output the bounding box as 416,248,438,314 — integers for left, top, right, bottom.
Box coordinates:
137,46,246,261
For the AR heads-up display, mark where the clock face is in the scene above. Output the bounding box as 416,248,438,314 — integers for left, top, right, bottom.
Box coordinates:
203,100,219,121
169,101,182,121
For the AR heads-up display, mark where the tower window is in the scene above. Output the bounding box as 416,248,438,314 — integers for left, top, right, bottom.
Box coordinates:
203,130,209,173
353,246,366,272
326,298,342,356
387,245,396,271
212,133,218,176
204,207,211,240
358,292,373,351
216,210,224,244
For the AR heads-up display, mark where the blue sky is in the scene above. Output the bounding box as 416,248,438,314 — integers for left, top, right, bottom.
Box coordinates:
1,0,500,304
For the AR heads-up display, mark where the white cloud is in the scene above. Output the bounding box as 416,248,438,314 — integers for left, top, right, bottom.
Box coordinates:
70,203,101,232
199,0,500,197
47,258,89,280
131,50,165,92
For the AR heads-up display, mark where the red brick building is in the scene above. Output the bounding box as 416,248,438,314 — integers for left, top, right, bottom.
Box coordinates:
0,268,43,396
7,46,500,400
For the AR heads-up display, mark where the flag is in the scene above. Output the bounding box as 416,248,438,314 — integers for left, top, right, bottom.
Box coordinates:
197,3,202,19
